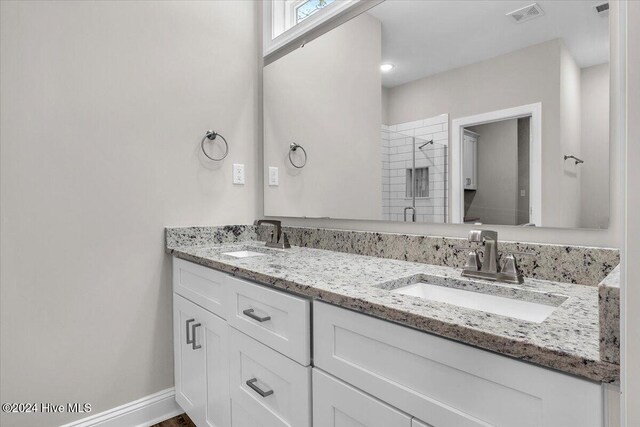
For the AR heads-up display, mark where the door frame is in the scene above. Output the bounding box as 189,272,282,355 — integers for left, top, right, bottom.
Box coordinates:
450,102,542,226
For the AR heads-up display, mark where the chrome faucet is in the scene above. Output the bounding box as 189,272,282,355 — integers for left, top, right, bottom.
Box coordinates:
461,229,525,284
254,220,291,249
462,229,500,280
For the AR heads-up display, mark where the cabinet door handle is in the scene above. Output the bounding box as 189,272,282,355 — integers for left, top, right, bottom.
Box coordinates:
186,318,195,345
191,323,201,350
246,378,274,397
242,308,271,322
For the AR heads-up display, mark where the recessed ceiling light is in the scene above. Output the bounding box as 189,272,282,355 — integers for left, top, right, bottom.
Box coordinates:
380,63,395,72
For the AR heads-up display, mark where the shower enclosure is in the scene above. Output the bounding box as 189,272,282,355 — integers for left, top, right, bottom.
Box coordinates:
382,129,448,223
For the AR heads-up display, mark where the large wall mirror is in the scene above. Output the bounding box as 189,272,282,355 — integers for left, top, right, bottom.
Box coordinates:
263,0,611,229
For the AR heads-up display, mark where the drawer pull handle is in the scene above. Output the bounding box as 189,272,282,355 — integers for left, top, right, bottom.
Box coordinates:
191,323,202,350
243,308,271,322
186,319,195,345
246,378,274,397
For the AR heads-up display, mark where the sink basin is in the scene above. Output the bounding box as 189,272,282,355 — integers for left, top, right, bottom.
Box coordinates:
221,250,267,258
221,245,287,258
384,275,567,323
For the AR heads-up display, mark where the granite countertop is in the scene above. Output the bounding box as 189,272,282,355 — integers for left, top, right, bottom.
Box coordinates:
166,240,619,383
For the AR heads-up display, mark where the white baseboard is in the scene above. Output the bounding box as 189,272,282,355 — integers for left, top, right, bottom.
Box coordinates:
59,388,182,427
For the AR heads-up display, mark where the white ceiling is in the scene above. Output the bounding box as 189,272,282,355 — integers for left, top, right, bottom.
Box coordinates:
368,0,609,88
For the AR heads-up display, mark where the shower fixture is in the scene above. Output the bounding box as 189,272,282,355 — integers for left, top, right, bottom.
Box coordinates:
418,140,434,149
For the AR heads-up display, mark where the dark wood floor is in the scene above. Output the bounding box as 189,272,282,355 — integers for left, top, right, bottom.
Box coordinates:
151,413,196,427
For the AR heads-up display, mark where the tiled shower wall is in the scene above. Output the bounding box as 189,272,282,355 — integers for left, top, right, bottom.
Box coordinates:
382,114,449,223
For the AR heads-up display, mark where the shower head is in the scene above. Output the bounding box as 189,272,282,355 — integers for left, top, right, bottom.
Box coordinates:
418,140,434,149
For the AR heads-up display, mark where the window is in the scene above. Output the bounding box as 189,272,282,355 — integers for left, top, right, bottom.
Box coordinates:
295,0,335,24
406,167,430,198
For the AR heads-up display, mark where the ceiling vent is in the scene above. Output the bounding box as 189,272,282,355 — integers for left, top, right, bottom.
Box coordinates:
506,3,545,23
593,2,609,17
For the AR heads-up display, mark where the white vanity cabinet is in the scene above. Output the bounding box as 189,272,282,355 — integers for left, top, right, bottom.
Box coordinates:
172,258,311,427
314,301,603,427
172,257,607,427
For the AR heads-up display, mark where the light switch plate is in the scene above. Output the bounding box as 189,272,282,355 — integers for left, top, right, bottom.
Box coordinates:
268,167,279,186
233,164,245,185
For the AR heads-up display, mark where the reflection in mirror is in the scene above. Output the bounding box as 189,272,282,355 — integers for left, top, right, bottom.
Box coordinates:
264,0,610,229
271,0,337,39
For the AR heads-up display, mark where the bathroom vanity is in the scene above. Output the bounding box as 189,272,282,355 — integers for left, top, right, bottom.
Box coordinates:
167,226,619,427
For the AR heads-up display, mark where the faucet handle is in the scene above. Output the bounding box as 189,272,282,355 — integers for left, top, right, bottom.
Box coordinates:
497,253,524,284
279,232,291,249
465,249,482,271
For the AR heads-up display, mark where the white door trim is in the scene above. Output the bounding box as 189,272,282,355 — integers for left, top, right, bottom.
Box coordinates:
450,103,542,226
59,388,181,427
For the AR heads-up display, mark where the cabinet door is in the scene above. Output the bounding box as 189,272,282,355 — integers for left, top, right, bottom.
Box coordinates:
313,369,412,427
463,132,477,190
174,294,231,427
174,294,206,424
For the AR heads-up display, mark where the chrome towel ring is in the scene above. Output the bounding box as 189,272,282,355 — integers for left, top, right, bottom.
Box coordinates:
289,142,307,169
201,130,228,161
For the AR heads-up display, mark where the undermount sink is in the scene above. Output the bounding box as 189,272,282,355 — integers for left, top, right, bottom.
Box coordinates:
383,275,567,323
221,245,286,258
221,250,267,258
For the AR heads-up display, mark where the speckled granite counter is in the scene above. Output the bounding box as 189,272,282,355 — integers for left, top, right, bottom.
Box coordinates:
166,233,619,383
599,265,621,364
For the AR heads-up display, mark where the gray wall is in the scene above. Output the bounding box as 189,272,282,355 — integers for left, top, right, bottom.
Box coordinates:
580,63,610,229
625,2,640,424
517,118,531,225
465,120,519,225
263,13,382,220
558,44,583,228
0,1,260,425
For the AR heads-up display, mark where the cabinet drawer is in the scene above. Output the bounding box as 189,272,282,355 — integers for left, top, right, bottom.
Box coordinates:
313,368,412,427
227,276,310,365
173,258,228,319
314,302,603,427
229,327,311,427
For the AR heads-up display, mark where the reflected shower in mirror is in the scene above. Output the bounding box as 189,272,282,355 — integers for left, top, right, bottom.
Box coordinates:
263,0,610,229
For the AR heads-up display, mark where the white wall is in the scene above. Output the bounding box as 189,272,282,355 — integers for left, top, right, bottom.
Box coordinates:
263,13,382,220
580,63,610,229
0,1,259,426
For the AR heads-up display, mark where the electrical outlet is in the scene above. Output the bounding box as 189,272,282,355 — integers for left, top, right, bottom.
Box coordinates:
520,189,526,197
233,164,245,185
268,167,279,186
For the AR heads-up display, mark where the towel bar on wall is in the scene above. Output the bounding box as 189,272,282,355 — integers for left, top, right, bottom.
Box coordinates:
564,155,584,165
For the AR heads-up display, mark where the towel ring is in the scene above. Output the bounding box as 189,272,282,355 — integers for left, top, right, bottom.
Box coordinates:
201,130,228,161
289,142,307,169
